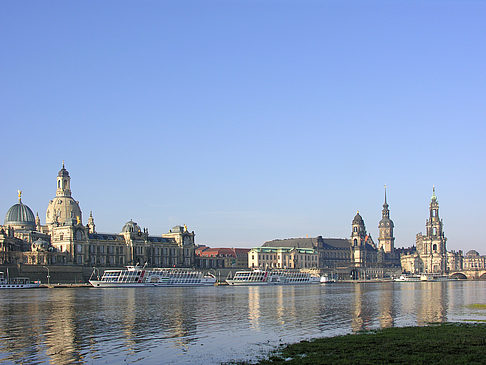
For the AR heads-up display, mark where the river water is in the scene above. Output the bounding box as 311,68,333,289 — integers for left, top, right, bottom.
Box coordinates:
1,281,485,364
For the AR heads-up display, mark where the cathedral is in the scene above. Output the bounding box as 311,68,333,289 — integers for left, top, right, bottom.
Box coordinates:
400,187,461,274
1,164,196,268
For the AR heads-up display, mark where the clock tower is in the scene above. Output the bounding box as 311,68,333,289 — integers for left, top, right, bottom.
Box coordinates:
378,185,395,254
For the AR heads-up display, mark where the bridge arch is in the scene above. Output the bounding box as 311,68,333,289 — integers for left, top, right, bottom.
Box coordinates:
479,273,486,280
450,272,467,280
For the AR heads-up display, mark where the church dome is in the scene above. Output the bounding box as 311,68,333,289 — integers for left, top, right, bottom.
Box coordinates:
122,220,141,233
353,211,364,224
58,164,70,177
5,200,35,228
379,217,394,228
32,238,50,252
466,250,480,257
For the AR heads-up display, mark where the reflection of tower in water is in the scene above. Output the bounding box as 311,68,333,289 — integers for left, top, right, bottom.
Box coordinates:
44,290,81,364
378,282,394,328
417,282,447,325
351,284,365,332
248,287,261,330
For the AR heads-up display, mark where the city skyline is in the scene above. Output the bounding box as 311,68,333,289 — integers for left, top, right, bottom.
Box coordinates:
1,1,485,252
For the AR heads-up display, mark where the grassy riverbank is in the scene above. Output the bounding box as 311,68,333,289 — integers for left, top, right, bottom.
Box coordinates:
257,323,486,364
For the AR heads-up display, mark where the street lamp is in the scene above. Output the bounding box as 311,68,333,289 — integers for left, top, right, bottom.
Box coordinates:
42,266,50,286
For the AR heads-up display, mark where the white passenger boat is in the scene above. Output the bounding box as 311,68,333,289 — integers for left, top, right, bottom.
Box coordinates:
0,272,41,289
320,275,336,284
226,269,320,286
89,266,216,287
394,274,421,282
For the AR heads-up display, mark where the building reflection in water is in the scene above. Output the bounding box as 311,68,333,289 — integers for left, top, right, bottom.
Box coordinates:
351,284,365,332
416,282,447,325
378,282,394,328
248,286,261,330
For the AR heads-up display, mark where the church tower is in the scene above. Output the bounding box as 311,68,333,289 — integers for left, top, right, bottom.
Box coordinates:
415,186,448,273
46,162,83,226
56,161,72,197
378,186,395,254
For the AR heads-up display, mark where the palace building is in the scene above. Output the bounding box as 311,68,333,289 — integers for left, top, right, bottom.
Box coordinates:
1,164,195,268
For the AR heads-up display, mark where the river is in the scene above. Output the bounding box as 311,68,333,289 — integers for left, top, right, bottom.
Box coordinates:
0,281,485,364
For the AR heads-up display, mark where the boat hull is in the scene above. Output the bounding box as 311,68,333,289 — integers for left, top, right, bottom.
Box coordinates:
89,280,216,288
0,283,40,289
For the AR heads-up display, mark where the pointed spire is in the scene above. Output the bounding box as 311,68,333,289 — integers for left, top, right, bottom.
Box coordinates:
17,190,22,203
432,185,437,201
384,184,387,205
62,160,65,169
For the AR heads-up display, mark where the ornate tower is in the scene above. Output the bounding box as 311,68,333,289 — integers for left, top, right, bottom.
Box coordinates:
46,162,83,226
87,211,96,234
56,161,72,197
425,186,446,254
415,186,448,273
351,211,366,247
378,186,395,254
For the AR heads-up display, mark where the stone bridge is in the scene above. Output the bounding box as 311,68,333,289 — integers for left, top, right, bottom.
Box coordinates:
449,270,486,280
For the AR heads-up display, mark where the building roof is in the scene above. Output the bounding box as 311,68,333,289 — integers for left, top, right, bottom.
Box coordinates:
263,237,318,249
321,238,351,250
4,201,35,227
263,237,350,250
250,246,316,254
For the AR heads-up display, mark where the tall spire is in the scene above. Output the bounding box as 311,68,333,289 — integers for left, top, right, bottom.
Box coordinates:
17,190,22,203
384,184,388,207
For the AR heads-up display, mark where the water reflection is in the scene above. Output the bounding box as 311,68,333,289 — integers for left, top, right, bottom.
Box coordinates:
0,282,485,364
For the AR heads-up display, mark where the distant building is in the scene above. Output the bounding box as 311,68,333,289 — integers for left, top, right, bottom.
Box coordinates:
463,250,486,270
195,246,250,268
248,246,318,269
400,187,462,274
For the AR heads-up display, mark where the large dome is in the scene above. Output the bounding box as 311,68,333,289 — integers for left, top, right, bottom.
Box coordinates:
5,201,35,228
122,220,141,233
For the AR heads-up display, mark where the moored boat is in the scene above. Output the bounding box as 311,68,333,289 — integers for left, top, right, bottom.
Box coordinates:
226,269,320,286
89,266,216,287
394,274,422,282
0,272,41,289
320,275,336,284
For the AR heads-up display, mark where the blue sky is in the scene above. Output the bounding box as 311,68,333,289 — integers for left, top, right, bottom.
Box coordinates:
1,1,485,252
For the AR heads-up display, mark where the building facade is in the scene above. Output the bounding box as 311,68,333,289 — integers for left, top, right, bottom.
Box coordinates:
248,247,318,269
1,164,196,269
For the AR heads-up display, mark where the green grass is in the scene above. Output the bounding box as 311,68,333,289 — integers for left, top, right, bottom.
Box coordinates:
466,304,486,310
257,323,486,364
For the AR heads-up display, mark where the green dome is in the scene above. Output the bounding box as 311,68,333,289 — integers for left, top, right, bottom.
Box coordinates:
5,201,35,227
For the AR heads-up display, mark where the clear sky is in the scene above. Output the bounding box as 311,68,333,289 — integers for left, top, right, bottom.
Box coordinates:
1,1,485,253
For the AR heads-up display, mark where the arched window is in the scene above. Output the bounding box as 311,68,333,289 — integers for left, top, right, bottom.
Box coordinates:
433,244,437,251
354,227,357,232
58,180,61,188
354,239,358,246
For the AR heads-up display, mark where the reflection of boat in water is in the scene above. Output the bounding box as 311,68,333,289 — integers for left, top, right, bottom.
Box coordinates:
0,272,41,289
394,274,422,282
89,266,216,287
226,269,320,286
320,275,336,284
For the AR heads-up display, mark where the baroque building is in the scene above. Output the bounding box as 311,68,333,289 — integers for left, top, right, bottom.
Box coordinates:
400,187,459,274
1,163,196,269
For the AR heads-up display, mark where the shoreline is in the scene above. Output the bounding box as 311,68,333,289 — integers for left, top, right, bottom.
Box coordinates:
251,322,486,364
